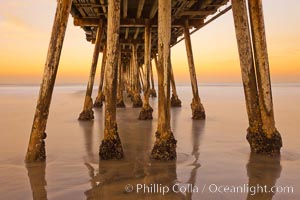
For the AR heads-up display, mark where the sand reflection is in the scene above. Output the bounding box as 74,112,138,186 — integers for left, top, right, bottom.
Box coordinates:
246,153,282,200
83,110,205,199
185,120,205,200
84,160,187,199
79,121,97,163
26,162,48,200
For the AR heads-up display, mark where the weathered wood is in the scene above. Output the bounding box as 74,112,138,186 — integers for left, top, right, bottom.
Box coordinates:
149,60,157,97
99,0,124,160
137,0,145,18
184,20,205,120
117,48,126,108
73,18,152,27
25,0,72,162
79,19,103,120
170,60,182,107
99,0,107,18
125,28,129,39
232,0,281,155
72,0,232,67
149,0,158,19
134,28,140,39
128,58,133,95
131,44,143,107
171,6,232,47
132,45,138,92
248,0,282,154
180,10,215,16
248,0,277,136
232,0,262,133
122,0,128,18
124,64,129,92
128,54,134,96
139,23,153,120
73,17,206,28
170,63,177,97
130,64,133,94
94,45,107,108
139,67,144,92
73,3,102,8
151,0,177,160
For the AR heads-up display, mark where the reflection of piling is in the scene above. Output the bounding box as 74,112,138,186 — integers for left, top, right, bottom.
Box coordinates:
26,162,48,200
232,0,282,155
246,153,281,200
79,121,95,162
185,120,205,200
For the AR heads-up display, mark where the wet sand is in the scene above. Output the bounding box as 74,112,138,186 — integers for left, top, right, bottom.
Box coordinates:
0,84,299,199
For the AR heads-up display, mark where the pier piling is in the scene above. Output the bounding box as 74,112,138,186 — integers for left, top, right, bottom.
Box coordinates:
99,0,124,160
232,0,282,155
139,23,153,120
184,20,205,120
170,61,182,107
25,0,72,162
94,46,107,108
151,0,177,160
78,20,103,120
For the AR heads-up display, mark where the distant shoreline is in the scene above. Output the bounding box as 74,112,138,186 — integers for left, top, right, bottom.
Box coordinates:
1,83,300,87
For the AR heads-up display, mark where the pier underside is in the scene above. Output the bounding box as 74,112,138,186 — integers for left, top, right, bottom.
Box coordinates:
25,0,282,162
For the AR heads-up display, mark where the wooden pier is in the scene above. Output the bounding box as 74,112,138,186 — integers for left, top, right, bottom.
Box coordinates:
25,0,282,162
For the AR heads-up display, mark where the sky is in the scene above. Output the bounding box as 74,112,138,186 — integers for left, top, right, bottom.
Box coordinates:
0,0,299,85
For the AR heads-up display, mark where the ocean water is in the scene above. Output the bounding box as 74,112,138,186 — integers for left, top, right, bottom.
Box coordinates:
0,84,299,200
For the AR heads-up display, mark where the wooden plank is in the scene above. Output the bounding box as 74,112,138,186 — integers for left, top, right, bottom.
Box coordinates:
149,0,158,19
171,5,232,47
73,3,102,8
78,7,87,17
123,0,128,18
180,10,215,16
73,17,204,27
100,0,107,18
137,0,145,18
134,28,140,39
125,28,129,39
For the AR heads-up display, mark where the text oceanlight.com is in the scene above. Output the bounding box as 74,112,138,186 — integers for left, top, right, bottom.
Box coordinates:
124,183,294,195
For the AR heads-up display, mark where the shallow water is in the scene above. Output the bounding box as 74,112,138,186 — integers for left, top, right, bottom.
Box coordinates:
0,85,299,199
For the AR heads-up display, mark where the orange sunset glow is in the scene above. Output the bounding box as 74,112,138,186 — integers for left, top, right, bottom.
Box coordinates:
1,1,300,199
0,0,299,84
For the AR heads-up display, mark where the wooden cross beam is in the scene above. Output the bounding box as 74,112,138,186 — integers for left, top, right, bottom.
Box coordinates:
74,17,204,28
